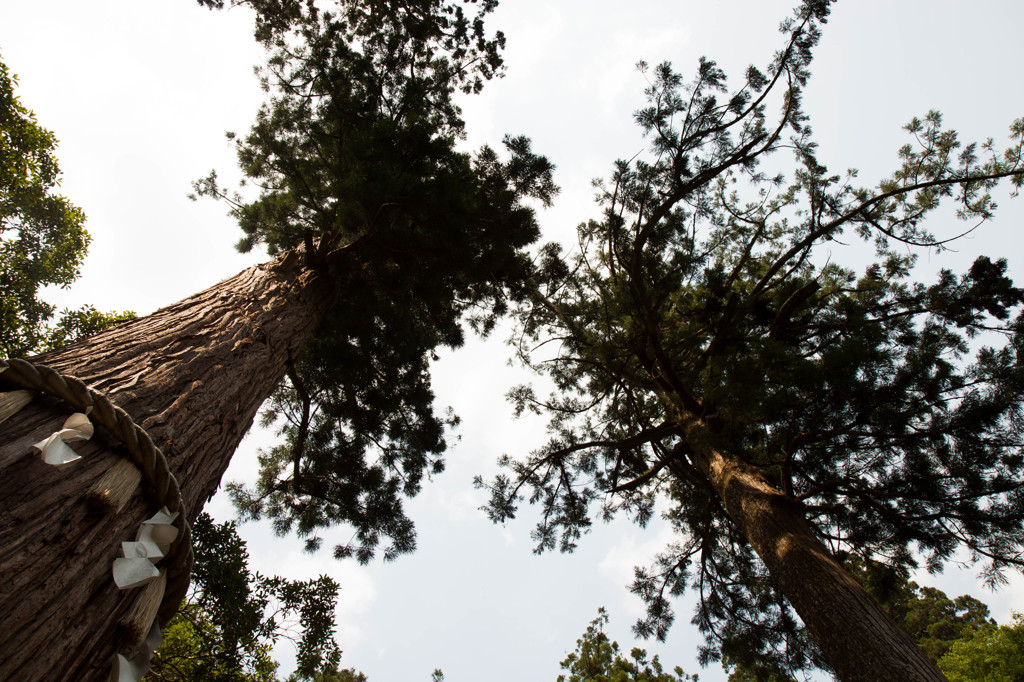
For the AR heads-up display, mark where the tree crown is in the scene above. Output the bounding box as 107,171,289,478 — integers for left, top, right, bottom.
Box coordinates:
0,57,91,358
477,0,1024,673
194,0,556,563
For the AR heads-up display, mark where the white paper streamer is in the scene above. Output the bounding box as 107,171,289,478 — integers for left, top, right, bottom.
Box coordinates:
31,412,94,468
142,507,178,526
112,508,180,589
111,622,162,681
143,621,163,653
121,540,164,560
112,557,160,590
62,412,94,439
137,508,179,554
111,654,137,682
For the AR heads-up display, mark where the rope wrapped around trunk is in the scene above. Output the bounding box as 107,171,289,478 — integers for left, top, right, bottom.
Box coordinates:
0,357,193,626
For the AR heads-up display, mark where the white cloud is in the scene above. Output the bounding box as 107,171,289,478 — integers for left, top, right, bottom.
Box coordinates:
597,519,679,616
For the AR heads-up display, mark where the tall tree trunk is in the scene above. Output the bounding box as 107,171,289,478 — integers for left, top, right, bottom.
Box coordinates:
0,250,331,681
681,417,948,682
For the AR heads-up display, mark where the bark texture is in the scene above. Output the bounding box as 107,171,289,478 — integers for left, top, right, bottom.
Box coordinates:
0,251,331,681
682,417,948,682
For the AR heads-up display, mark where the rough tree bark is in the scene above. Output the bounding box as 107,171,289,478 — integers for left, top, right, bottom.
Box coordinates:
0,249,331,681
679,415,948,682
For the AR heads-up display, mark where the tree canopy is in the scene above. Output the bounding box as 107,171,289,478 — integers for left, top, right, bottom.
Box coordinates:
477,0,1024,677
937,612,1024,682
0,57,94,358
0,56,135,359
890,584,993,663
558,608,698,682
192,0,555,563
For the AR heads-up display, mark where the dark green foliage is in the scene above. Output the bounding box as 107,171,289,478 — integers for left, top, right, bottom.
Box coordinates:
900,586,993,662
558,608,698,682
40,304,136,351
0,57,134,358
145,513,340,681
477,0,1024,676
0,57,87,358
193,1,554,563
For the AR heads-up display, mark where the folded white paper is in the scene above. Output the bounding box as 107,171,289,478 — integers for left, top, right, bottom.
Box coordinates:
121,540,164,560
112,557,160,589
142,508,178,526
113,507,180,589
112,653,141,682
143,621,163,653
137,508,179,554
110,622,162,681
59,412,93,440
31,412,94,468
32,434,81,467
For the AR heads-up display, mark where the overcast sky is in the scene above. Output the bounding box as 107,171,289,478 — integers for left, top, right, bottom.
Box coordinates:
3,1,1024,680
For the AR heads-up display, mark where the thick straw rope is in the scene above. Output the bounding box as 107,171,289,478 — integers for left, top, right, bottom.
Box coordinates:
0,357,192,624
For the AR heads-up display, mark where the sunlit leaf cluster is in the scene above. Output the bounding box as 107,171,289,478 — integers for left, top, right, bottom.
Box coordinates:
146,513,340,681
